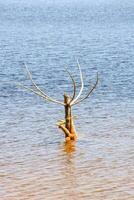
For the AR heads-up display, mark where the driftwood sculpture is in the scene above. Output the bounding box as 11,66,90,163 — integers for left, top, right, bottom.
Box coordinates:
17,61,98,142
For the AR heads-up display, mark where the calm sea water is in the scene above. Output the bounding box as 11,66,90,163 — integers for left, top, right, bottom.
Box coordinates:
0,0,134,199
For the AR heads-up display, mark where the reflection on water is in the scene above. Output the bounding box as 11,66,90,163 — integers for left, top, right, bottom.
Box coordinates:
0,133,133,200
0,0,134,199
63,141,76,153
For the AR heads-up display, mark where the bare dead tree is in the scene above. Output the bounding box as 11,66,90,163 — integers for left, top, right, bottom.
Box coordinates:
16,61,98,142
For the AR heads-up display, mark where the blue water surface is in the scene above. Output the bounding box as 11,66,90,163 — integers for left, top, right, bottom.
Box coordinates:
0,0,134,199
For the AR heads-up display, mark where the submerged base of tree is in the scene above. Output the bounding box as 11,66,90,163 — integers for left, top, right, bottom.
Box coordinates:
58,123,77,142
58,94,77,142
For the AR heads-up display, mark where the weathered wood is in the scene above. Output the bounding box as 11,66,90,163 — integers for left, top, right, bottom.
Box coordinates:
61,94,77,141
64,94,71,132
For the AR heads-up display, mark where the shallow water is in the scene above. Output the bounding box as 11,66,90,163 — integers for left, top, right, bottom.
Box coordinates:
0,0,134,199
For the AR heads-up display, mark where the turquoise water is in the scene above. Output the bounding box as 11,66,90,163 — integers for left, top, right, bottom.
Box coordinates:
0,0,134,199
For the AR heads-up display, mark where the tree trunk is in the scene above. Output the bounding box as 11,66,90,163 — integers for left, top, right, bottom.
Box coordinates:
64,94,71,130
63,94,77,141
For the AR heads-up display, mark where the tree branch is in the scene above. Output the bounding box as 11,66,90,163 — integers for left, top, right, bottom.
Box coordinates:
73,72,99,106
1,79,65,106
70,60,84,105
23,63,65,106
64,67,76,103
